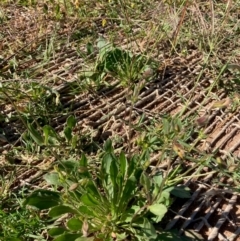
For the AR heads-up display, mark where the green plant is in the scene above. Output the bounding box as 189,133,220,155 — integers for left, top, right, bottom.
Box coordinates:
0,191,47,241
81,37,156,89
24,139,191,241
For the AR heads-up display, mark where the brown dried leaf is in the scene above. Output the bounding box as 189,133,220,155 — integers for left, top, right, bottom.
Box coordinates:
82,219,89,237
195,115,209,127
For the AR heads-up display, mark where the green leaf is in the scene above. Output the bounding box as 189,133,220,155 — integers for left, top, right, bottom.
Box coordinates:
148,203,167,222
97,36,108,50
140,172,151,193
103,139,113,153
64,127,72,141
59,160,79,172
49,205,78,217
118,177,136,210
67,217,82,231
78,206,94,217
81,193,99,206
42,125,60,144
86,42,94,55
23,190,60,210
27,122,44,146
110,159,118,186
53,233,82,241
85,180,101,200
169,185,191,198
156,191,170,206
79,153,88,167
43,172,60,185
102,153,113,175
133,217,157,238
48,227,67,237
119,152,128,178
67,115,77,129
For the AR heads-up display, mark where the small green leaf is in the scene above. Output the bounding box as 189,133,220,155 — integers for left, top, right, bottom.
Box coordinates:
148,203,167,222
140,172,151,193
156,191,170,205
97,36,108,50
43,125,60,144
24,190,60,210
169,186,191,198
86,42,94,55
43,172,60,185
64,127,72,141
67,115,77,129
67,217,82,231
27,122,44,146
48,227,66,237
79,153,88,167
49,205,78,217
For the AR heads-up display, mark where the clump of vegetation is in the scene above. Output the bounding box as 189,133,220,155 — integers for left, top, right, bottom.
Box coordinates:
24,140,191,241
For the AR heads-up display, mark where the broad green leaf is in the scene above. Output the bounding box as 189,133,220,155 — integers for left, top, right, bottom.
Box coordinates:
48,227,66,237
148,203,167,222
102,153,113,174
119,152,128,178
156,191,170,206
43,172,60,185
23,189,60,210
110,159,118,187
133,217,157,238
103,139,113,153
49,205,78,217
53,233,82,241
67,217,82,231
67,115,77,129
78,206,94,217
81,193,99,206
168,186,191,198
